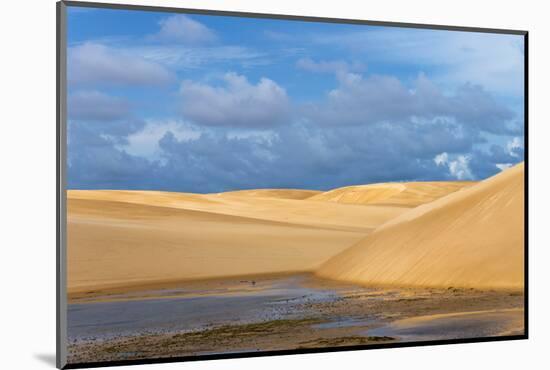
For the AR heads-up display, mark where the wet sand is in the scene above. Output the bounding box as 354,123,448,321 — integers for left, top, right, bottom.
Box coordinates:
67,273,524,364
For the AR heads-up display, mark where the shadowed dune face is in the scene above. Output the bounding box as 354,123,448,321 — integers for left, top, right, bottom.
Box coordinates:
308,181,475,207
317,163,524,290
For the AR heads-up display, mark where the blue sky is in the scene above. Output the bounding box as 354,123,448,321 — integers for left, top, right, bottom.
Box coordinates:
66,6,525,192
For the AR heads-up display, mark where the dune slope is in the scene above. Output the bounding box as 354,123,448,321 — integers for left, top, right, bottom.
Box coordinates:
309,181,474,207
317,163,525,290
68,190,407,232
215,188,321,200
67,197,370,293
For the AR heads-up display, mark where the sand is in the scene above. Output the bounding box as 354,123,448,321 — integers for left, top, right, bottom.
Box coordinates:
68,190,405,232
309,181,475,207
215,188,321,200
68,164,523,294
68,199,362,294
67,187,412,294
317,163,525,290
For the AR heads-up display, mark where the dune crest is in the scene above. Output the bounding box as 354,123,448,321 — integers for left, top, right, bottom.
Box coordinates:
317,163,525,290
308,181,474,207
214,188,321,200
68,189,406,232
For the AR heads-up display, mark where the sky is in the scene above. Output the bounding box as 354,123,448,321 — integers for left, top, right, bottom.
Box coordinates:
66,6,525,193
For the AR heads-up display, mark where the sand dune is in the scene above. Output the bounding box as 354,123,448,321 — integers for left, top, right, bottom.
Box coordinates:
317,163,524,290
215,188,321,200
67,184,415,294
67,197,371,293
309,181,474,207
68,190,406,232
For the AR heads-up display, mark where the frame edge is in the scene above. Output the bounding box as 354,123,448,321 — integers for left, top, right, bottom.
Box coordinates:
62,0,527,35
57,1,68,369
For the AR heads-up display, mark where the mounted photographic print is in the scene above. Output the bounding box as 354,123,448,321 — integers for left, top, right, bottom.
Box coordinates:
56,1,528,368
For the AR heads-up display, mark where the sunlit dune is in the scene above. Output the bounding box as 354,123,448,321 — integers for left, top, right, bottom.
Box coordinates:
67,197,370,293
68,166,523,294
67,184,413,294
68,189,406,232
317,163,524,290
215,188,321,200
309,181,475,207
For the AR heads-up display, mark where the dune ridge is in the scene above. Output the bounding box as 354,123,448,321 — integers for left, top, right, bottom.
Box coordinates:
214,188,321,200
308,181,475,207
68,189,406,232
317,163,524,290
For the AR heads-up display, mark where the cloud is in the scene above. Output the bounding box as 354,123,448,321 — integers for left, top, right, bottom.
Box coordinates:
448,156,474,180
179,73,290,127
67,66,523,191
67,122,158,189
434,152,449,166
496,163,513,171
304,72,517,134
150,15,217,44
434,152,474,180
310,28,524,96
120,120,201,160
296,58,366,74
68,113,524,192
467,143,524,180
68,91,130,121
68,43,175,87
507,136,524,157
133,45,270,70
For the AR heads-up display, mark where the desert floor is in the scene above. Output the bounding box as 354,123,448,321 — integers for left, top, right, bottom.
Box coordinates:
67,273,524,364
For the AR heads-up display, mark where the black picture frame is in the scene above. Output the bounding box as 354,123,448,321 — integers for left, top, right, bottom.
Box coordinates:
56,1,529,368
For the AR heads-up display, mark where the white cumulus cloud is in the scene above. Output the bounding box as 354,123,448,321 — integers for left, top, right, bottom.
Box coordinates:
150,15,217,44
434,152,474,180
434,152,449,166
121,120,201,161
180,72,290,127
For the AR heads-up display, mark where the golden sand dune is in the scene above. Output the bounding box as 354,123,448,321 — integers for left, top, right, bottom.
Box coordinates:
309,181,475,207
67,183,414,293
215,188,321,200
68,190,406,232
67,197,369,293
317,163,524,290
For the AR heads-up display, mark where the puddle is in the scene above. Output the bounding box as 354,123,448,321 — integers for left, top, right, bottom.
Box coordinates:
364,309,524,342
312,317,372,329
68,274,349,342
68,275,524,346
